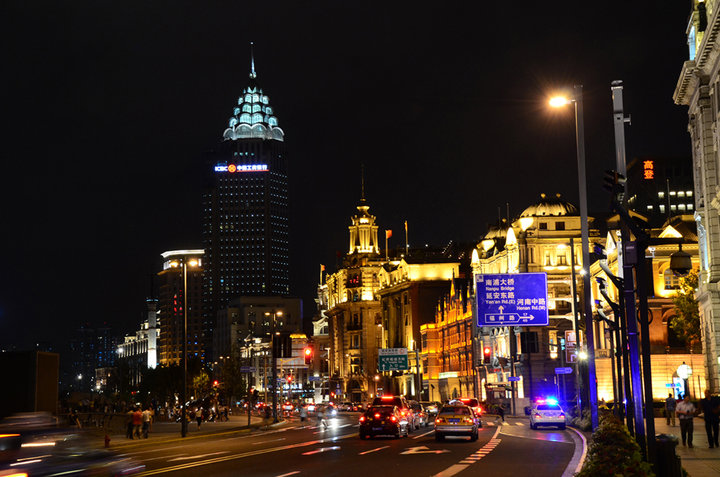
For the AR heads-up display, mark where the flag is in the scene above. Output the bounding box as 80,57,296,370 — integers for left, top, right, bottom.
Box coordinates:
385,230,392,239
404,220,408,232
320,264,325,272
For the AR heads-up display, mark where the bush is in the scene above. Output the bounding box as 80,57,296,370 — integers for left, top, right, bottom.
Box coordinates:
577,414,654,477
571,408,592,431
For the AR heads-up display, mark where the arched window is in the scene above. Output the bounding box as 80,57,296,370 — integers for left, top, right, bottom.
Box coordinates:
252,113,263,124
252,104,262,113
242,104,252,113
268,117,278,126
239,113,251,123
244,94,252,102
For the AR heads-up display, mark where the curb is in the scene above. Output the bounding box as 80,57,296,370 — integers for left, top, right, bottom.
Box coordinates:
563,426,588,477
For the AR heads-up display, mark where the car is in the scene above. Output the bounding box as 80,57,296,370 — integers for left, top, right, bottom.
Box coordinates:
371,395,418,431
434,403,479,441
421,401,441,417
529,398,566,430
359,405,409,439
450,397,483,417
408,400,429,427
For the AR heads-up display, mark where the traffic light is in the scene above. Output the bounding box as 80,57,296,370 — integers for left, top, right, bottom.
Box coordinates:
603,169,626,201
303,346,313,365
483,346,492,364
213,380,219,387
286,375,293,384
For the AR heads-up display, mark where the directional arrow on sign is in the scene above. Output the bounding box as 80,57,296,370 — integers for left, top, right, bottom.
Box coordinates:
400,446,450,455
498,305,504,313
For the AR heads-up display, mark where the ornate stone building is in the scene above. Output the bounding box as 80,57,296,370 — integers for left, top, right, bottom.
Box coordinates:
324,197,385,401
674,0,720,392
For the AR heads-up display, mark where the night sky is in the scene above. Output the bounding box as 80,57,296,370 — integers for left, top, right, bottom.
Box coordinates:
0,2,694,349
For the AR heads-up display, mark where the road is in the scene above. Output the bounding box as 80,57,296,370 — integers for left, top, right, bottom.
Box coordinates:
122,414,580,477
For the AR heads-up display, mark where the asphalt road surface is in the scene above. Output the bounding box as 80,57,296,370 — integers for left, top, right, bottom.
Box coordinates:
123,414,578,477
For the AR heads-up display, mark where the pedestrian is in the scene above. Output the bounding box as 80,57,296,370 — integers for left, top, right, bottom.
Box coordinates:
132,407,143,439
142,407,152,439
497,404,505,422
223,406,229,422
700,389,720,448
316,405,327,429
126,409,134,439
676,394,696,448
666,393,677,427
299,404,308,423
263,405,272,430
197,408,203,428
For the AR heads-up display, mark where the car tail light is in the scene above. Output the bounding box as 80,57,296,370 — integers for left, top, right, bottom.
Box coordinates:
435,417,446,424
462,417,474,424
390,416,397,422
559,413,565,418
359,416,365,422
374,413,381,419
534,413,542,419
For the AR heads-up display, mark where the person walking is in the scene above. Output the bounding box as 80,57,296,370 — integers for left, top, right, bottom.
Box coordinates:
700,390,720,448
676,394,696,448
665,393,677,427
126,409,134,439
132,407,143,440
299,404,308,424
142,407,152,439
497,404,505,422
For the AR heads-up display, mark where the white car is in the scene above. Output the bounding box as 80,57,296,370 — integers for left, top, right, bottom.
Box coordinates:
529,398,566,430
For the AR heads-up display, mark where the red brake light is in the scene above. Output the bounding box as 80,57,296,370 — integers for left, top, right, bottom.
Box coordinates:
381,396,393,400
534,413,541,418
390,416,397,422
374,413,381,419
359,416,365,422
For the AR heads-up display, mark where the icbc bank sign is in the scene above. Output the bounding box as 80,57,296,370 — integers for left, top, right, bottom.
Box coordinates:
214,164,268,173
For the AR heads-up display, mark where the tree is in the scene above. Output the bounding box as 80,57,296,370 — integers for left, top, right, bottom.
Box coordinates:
670,270,701,348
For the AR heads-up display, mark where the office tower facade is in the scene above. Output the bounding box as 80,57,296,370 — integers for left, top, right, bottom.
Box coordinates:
157,250,205,365
202,55,289,357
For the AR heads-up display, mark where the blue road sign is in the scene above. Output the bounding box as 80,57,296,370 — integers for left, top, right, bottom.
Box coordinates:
555,367,573,375
508,376,521,382
476,273,549,327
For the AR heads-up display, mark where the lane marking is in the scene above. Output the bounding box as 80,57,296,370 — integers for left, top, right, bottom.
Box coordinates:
412,429,435,439
359,445,389,455
434,464,469,477
253,438,286,445
135,433,356,475
276,472,300,477
167,451,228,462
302,446,340,455
401,446,450,455
515,422,524,426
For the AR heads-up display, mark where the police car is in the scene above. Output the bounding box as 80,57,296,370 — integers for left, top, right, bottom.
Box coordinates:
529,398,566,430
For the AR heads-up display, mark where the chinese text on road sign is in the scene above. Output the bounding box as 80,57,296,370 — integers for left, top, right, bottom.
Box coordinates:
476,273,549,327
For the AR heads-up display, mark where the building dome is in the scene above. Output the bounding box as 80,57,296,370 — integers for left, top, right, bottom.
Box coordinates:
520,193,578,217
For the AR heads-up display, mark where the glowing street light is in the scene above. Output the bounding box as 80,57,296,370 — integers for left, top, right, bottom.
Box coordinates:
547,85,599,431
179,255,201,438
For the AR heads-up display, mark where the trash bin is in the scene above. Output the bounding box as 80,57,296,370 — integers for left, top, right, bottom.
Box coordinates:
654,434,682,477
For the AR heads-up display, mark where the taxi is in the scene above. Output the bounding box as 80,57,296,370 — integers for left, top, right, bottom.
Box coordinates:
529,398,566,430
434,403,479,441
450,397,484,418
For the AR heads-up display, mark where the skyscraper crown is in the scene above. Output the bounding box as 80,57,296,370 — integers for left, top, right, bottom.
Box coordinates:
223,45,284,142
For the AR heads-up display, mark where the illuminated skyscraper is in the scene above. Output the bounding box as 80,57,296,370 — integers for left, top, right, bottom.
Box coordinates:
202,49,290,354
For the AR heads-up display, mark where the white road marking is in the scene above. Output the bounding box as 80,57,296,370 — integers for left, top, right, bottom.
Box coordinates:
252,438,286,445
276,472,300,477
302,446,341,455
167,451,229,462
359,445,389,455
412,429,435,439
515,422,524,426
401,446,450,455
433,464,469,477
432,421,503,477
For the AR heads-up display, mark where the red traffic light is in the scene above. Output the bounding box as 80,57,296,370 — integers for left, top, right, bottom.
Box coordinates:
483,347,491,355
304,347,312,356
286,375,293,383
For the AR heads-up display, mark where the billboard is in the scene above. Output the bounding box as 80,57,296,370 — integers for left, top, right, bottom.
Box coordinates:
476,273,549,327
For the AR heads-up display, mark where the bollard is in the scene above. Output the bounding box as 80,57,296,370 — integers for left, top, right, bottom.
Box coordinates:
654,434,682,477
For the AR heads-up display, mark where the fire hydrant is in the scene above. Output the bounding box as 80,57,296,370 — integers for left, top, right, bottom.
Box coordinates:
104,434,111,448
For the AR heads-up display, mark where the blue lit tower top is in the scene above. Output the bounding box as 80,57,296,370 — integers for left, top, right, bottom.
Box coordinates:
222,44,284,142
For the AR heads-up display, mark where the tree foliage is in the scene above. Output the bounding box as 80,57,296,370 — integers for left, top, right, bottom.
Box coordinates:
670,270,701,348
577,414,654,477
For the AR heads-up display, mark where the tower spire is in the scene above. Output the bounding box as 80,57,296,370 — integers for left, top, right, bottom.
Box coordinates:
249,41,256,79
360,164,365,203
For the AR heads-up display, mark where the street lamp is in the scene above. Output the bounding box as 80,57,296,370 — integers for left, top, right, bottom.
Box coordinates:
374,374,380,397
265,310,283,423
549,85,599,430
169,255,200,438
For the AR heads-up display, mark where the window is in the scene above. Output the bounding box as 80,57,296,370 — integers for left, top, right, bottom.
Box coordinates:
555,222,565,231
351,335,360,349
539,222,548,230
545,252,552,266
557,253,567,266
664,268,680,290
520,331,539,353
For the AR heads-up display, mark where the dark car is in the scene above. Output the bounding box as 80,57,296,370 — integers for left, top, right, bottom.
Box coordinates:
359,405,409,439
371,395,418,430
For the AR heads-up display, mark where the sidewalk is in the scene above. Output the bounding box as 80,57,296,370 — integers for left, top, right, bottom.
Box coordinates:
654,417,720,477
92,414,271,450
